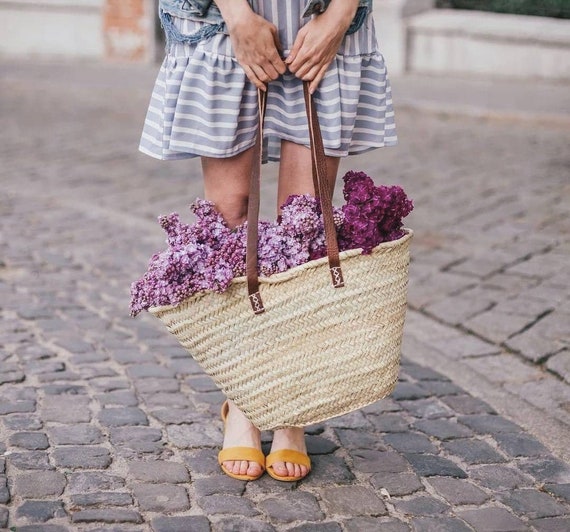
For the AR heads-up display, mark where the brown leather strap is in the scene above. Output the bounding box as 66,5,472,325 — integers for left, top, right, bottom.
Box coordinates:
246,89,267,314
246,83,344,314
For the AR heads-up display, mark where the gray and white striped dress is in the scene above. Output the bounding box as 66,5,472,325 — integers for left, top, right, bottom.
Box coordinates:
139,0,397,162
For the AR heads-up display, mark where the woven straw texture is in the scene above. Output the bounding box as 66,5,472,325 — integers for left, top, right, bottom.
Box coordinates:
150,229,412,430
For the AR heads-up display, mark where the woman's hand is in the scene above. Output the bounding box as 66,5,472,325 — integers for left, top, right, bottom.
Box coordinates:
286,0,360,93
216,0,286,91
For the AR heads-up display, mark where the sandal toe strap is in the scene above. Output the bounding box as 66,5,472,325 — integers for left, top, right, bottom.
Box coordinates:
218,447,265,469
266,449,311,469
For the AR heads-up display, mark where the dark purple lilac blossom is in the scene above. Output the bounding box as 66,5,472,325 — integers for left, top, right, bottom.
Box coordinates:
130,172,413,315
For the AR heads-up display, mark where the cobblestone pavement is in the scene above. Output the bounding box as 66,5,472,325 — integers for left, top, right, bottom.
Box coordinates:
0,61,569,531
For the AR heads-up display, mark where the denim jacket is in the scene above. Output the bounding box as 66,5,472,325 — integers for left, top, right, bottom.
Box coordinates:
159,0,373,47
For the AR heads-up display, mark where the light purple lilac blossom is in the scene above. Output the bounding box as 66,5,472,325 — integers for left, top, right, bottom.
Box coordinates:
130,171,413,315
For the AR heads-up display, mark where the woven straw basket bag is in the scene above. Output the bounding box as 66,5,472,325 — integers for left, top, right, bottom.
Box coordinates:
150,85,412,430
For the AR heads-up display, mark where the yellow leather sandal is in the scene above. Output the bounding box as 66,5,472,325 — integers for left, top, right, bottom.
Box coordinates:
266,449,311,482
218,401,265,481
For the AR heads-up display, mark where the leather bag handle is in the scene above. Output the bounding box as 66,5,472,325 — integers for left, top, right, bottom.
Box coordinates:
246,82,344,314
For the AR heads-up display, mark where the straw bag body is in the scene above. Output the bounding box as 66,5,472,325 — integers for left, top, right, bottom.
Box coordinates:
149,84,412,430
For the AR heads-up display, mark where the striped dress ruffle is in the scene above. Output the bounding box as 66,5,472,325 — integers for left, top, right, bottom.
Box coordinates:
139,0,397,162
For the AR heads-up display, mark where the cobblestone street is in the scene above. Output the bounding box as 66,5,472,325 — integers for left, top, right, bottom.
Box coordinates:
0,60,569,531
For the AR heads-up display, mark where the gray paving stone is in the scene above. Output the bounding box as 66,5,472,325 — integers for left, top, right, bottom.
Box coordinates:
150,408,204,424
8,451,53,471
151,515,211,532
95,390,139,406
399,398,454,419
128,460,189,483
0,369,25,384
142,392,192,407
370,471,424,496
41,395,91,423
440,395,496,415
16,500,66,523
544,483,570,503
410,517,473,532
112,348,157,364
392,495,450,516
260,491,324,523
391,382,433,401
498,489,569,519
0,476,9,503
166,424,220,448
52,446,112,469
70,492,133,507
343,517,410,532
133,377,180,394
383,432,438,454
470,465,533,490
457,507,528,532
529,516,570,532
194,475,246,497
413,419,474,440
306,435,339,455
213,518,275,532
350,450,411,474
126,364,176,378
98,407,148,427
320,486,386,516
369,413,410,433
13,471,66,498
325,410,371,429
304,455,356,485
89,378,132,392
183,449,220,475
110,426,162,445
37,370,81,383
68,472,125,493
464,310,533,344
415,380,464,397
198,494,259,517
493,432,550,458
132,482,190,512
71,509,143,524
13,526,69,532
48,424,104,445
0,400,36,414
400,364,449,382
457,415,522,435
288,523,342,532
2,415,43,430
0,506,7,529
9,431,49,450
405,454,467,478
519,457,570,483
42,384,86,395
443,438,506,464
334,428,386,450
546,350,570,383
427,477,489,505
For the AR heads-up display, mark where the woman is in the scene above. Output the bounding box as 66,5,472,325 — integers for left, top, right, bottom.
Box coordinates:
140,0,397,482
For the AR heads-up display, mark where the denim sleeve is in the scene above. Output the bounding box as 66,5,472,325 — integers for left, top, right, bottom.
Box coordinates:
302,0,372,34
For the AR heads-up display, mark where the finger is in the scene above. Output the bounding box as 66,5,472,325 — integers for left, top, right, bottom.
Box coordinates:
309,63,330,94
286,30,305,67
269,49,287,75
243,64,267,91
260,60,281,81
251,64,273,84
298,63,321,82
270,24,283,54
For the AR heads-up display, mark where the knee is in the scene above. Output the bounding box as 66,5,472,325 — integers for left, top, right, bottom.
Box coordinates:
219,195,248,229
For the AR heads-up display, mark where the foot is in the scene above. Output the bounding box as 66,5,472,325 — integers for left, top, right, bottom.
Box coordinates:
221,401,263,478
269,427,309,479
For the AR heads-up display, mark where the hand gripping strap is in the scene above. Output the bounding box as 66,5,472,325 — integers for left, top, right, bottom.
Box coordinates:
246,83,345,314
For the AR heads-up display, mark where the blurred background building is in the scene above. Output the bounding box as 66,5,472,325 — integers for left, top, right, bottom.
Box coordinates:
0,0,569,80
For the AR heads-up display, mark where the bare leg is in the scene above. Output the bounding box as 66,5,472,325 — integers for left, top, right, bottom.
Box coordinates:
203,148,263,478
271,140,340,479
277,139,340,210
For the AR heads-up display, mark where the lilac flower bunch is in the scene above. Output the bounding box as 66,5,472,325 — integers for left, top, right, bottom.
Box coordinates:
130,172,412,315
339,171,414,254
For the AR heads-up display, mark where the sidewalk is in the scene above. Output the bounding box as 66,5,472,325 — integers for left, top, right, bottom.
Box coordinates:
0,60,569,531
